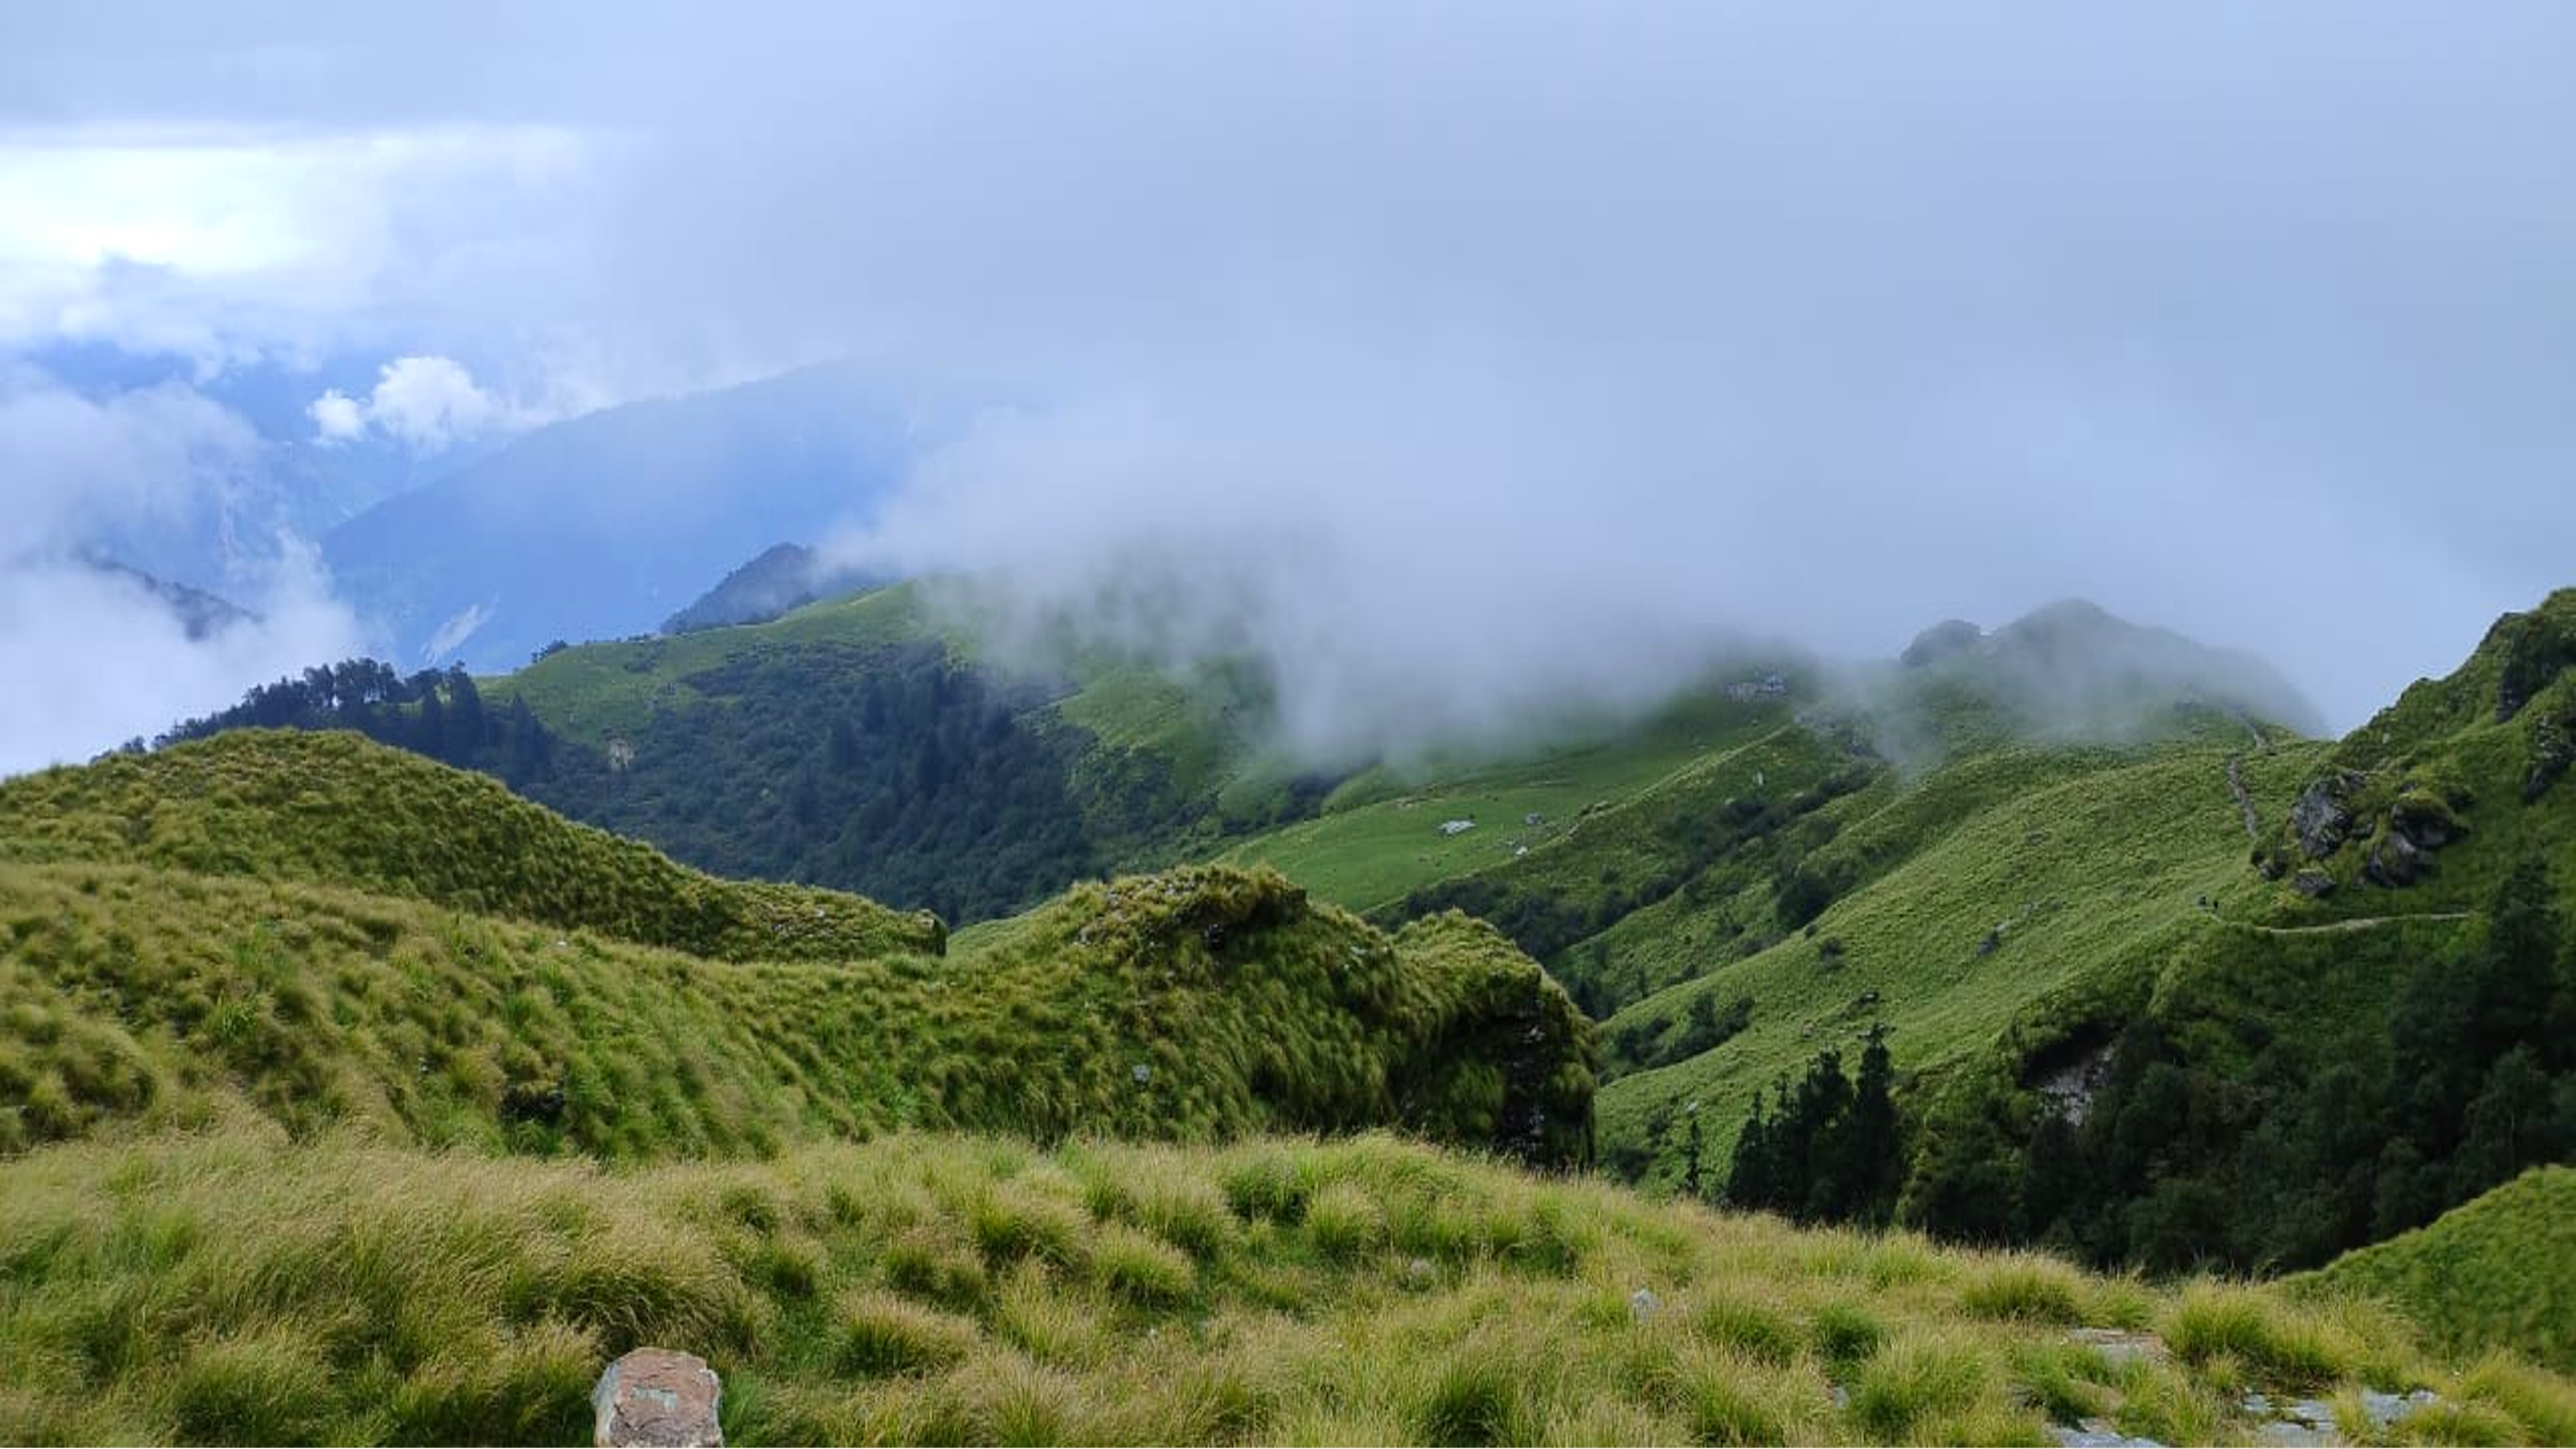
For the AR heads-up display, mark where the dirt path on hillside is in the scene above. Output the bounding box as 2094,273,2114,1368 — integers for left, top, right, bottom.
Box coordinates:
2223,912,2473,936
2224,755,2261,842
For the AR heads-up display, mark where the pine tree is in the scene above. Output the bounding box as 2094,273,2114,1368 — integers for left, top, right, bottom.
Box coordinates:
1847,1024,1901,1224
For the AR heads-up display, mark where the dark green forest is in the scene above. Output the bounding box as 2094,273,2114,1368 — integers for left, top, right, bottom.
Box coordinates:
158,645,1144,922
1898,859,2576,1274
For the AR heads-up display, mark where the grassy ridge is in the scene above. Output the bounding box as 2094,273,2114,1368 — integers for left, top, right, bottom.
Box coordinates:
9,1129,2571,1446
0,855,1592,1165
0,732,945,963
0,733,1595,1165
2295,1168,2576,1375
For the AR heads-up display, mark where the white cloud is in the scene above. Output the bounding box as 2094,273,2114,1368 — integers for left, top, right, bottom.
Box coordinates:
0,546,363,776
0,366,364,775
307,387,365,441
0,125,593,364
0,362,257,543
307,354,538,449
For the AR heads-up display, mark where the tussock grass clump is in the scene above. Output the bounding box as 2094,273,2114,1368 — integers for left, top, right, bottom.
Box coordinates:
1959,1252,2091,1324
835,1290,978,1377
2164,1281,2380,1389
1303,1179,1389,1260
1847,1334,2001,1442
1,1130,2571,1446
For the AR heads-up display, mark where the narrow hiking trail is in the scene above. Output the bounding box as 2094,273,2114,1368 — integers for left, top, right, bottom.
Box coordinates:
2225,754,2261,842
2222,911,2473,936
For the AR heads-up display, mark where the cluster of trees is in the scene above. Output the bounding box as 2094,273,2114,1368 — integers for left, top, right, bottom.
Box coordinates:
1721,1025,1904,1226
532,643,1109,922
157,643,1196,925
155,661,557,788
1914,856,2576,1273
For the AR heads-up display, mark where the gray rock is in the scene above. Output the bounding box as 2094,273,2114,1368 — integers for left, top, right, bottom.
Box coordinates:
2289,775,2357,859
2068,1326,2165,1371
1629,1287,1661,1322
2252,1423,2335,1448
2049,1418,2163,1448
2284,1397,2338,1428
593,1348,722,1448
2365,829,2423,887
2361,1389,2438,1428
2292,870,2337,898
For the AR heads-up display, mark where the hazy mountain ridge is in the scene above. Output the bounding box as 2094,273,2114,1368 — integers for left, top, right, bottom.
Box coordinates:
322,364,924,671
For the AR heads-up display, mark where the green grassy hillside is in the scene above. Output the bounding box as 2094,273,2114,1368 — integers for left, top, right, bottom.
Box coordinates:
0,731,945,963
8,1129,2572,1446
1593,737,2318,1179
0,734,1594,1167
2295,1167,2576,1375
1628,592,2576,1274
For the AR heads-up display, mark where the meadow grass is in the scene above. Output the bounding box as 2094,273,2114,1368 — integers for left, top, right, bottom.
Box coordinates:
2291,1167,2576,1376
5,1128,2563,1446
0,739,1595,1164
0,731,945,963
1597,737,2291,1177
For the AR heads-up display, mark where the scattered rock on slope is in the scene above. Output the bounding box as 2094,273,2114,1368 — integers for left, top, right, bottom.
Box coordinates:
593,1348,722,1448
2290,773,2360,859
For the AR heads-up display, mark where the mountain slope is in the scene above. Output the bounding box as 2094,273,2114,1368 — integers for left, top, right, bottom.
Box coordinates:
663,541,879,634
1582,588,2576,1275
0,732,1594,1166
0,730,944,963
2295,1167,2576,1374
323,364,919,671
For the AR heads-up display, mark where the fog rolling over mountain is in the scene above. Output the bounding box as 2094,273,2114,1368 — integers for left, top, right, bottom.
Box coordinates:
323,364,923,672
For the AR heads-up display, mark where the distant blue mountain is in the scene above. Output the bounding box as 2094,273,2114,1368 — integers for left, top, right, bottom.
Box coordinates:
26,341,460,592
321,363,920,671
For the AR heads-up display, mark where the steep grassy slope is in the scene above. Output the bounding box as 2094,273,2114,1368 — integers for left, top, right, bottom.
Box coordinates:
0,735,1595,1166
1594,737,2321,1180
9,1130,2573,1446
2249,588,2576,916
2295,1167,2576,1375
0,731,945,963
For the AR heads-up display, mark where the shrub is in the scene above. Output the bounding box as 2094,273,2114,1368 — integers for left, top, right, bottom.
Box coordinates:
837,1290,979,1377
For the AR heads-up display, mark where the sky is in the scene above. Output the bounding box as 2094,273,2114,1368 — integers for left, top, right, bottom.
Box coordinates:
2,2,2573,769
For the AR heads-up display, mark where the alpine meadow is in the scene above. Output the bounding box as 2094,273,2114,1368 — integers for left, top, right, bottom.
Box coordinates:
7,5,2576,1447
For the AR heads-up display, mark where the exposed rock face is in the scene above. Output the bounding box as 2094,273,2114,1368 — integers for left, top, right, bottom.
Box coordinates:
2289,773,2360,859
2367,830,2424,888
593,1348,722,1448
2292,870,2336,899
2367,792,2466,888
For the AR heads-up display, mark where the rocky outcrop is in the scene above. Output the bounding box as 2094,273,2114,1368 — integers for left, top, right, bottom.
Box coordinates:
2366,790,2467,888
2289,773,2361,859
593,1348,722,1448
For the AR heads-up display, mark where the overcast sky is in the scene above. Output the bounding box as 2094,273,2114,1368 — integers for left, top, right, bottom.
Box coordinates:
3,2,2573,767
